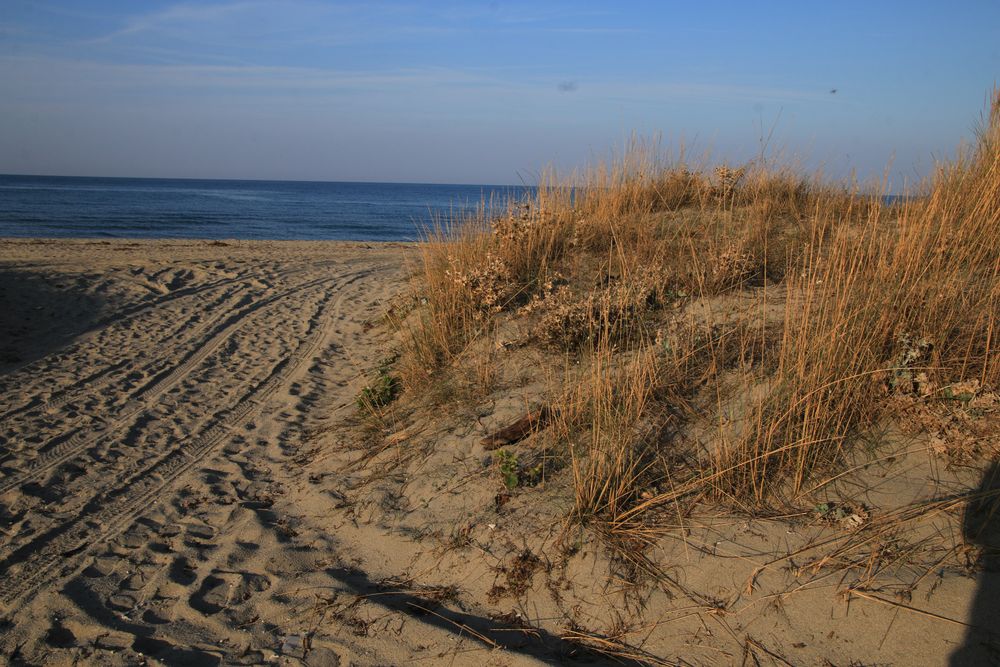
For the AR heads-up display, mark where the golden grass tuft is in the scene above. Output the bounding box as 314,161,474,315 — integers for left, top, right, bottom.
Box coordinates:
396,90,1000,541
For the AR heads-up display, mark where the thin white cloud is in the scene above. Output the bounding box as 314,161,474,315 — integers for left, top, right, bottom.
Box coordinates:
535,27,644,35
89,1,267,43
0,53,834,108
0,55,511,97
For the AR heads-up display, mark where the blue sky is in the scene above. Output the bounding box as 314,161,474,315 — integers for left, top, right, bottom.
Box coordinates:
1,1,997,186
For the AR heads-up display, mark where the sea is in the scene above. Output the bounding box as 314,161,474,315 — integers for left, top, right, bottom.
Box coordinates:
0,175,532,241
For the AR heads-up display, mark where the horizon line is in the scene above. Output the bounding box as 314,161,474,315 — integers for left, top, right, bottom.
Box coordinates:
0,172,530,189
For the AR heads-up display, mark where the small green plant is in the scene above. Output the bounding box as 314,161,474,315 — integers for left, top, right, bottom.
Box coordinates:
357,356,400,411
524,463,544,486
942,381,978,405
496,450,520,490
495,450,544,491
813,502,865,526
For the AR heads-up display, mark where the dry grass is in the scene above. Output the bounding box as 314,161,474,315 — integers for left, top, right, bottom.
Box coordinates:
393,91,1000,552
717,91,1000,502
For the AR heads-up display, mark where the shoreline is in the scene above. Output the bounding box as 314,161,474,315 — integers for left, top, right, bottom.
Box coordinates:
0,236,417,247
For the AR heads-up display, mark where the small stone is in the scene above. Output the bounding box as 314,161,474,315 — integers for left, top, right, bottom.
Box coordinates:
107,593,137,612
95,632,132,651
282,634,306,658
187,524,216,540
122,573,146,591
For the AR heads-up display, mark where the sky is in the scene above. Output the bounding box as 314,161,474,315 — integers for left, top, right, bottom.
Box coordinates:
1,1,998,187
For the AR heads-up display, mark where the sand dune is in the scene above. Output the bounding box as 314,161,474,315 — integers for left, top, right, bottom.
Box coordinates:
1,238,996,667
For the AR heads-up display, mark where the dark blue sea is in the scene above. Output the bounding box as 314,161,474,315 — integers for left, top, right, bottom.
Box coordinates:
0,175,531,241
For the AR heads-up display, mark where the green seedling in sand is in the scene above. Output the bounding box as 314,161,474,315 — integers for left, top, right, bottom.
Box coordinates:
496,450,520,490
357,356,400,410
496,450,544,490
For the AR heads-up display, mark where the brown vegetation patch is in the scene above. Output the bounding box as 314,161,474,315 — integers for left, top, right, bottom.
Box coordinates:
333,92,1000,665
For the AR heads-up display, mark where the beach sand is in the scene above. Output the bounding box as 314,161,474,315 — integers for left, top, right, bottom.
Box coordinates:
0,238,996,666
0,239,420,665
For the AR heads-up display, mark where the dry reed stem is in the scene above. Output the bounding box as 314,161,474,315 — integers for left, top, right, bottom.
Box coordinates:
847,589,978,630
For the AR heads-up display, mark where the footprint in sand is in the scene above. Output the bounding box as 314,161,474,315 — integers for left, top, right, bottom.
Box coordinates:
168,555,198,586
189,571,271,615
44,619,76,649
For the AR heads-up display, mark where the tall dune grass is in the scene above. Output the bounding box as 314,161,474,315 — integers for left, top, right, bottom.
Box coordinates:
401,91,1000,528
718,91,1000,501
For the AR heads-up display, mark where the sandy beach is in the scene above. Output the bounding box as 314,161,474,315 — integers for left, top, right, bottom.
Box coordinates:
2,1,996,663
1,237,997,667
0,239,419,665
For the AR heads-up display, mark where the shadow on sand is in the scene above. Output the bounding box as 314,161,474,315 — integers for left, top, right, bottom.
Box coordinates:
324,565,651,665
950,462,1000,665
0,269,108,377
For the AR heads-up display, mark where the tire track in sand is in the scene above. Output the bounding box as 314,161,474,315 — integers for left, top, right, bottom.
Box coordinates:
0,274,266,421
0,272,357,496
0,266,379,611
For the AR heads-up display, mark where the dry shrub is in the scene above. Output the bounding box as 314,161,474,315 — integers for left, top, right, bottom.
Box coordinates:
735,167,812,217
712,164,747,198
533,288,593,350
397,223,491,390
707,241,761,290
400,199,573,388
444,251,512,317
532,273,663,351
893,384,1000,463
652,167,710,210
489,199,575,287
